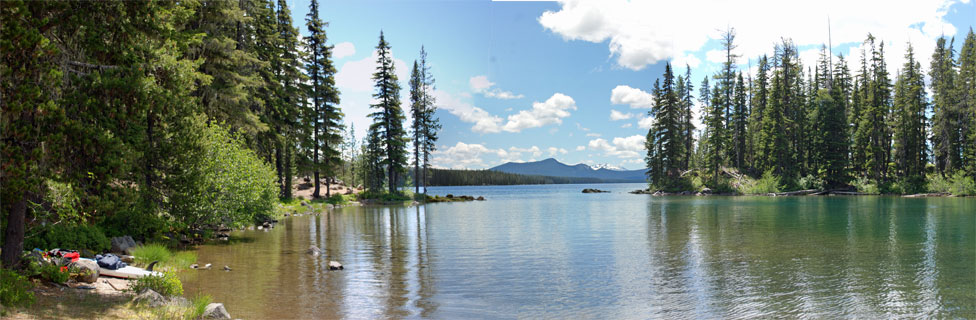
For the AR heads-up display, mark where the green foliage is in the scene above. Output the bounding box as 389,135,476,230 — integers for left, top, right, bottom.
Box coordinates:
131,244,172,267
357,191,412,202
369,31,409,194
167,120,278,230
24,224,109,253
0,268,35,311
742,170,782,194
931,171,976,196
325,194,349,205
798,174,825,190
39,264,71,284
852,177,880,194
424,168,607,186
98,206,166,240
130,271,183,297
188,294,213,320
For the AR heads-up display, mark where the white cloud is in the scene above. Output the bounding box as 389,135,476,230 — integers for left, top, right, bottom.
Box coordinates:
469,75,524,100
621,123,632,128
637,115,654,129
585,132,601,137
333,42,356,59
335,49,409,93
575,145,586,151
547,147,569,156
610,109,634,120
539,0,962,71
434,90,504,134
610,85,655,109
510,146,543,158
587,135,645,158
673,53,702,69
501,93,577,132
433,142,503,169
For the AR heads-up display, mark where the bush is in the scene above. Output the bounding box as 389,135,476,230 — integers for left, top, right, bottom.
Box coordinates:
852,177,879,194
130,271,183,297
928,172,952,193
0,268,35,312
325,194,349,205
742,170,782,194
24,224,110,253
39,264,71,284
131,243,171,267
167,120,278,231
798,174,824,190
98,204,166,240
948,171,976,196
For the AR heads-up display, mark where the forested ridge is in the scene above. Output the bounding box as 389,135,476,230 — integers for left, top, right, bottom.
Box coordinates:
420,169,612,186
645,28,976,195
0,0,439,268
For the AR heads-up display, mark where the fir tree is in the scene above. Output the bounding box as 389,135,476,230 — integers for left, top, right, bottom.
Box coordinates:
418,47,440,194
892,43,928,188
929,36,959,176
748,55,770,172
370,31,408,194
731,72,748,171
957,29,976,179
304,0,342,198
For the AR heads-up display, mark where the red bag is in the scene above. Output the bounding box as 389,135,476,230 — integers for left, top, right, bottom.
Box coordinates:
62,252,80,263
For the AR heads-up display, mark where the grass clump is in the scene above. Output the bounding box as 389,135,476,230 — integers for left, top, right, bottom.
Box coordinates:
131,243,171,267
852,177,879,194
130,271,183,297
169,251,198,270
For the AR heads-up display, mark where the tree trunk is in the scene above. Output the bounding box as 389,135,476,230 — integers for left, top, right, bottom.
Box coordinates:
275,137,284,198
1,198,27,268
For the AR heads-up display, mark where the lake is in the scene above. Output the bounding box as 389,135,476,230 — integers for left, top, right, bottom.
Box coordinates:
180,183,975,319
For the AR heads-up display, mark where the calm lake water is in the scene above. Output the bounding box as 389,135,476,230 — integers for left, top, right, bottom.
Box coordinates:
180,183,975,319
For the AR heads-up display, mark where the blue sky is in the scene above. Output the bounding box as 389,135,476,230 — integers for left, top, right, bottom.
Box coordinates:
287,0,975,170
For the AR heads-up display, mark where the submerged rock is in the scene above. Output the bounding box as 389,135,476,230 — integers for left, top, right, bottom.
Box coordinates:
328,261,343,270
307,246,322,256
581,188,609,193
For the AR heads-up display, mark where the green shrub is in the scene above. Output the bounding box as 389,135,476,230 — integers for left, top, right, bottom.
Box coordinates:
927,172,952,193
188,294,213,320
949,171,976,196
167,120,278,231
325,194,349,205
852,177,880,194
798,174,824,190
130,271,183,297
39,264,71,284
131,243,172,267
0,268,35,312
24,224,110,253
742,170,782,194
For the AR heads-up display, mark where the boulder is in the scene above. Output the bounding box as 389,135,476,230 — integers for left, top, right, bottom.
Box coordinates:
582,188,609,193
328,261,343,270
70,259,99,283
110,236,138,254
133,289,168,307
306,246,322,256
476,196,485,201
202,303,232,319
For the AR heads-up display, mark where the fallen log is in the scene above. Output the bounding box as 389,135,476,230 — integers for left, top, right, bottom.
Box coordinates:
902,192,949,198
768,189,819,196
829,191,879,196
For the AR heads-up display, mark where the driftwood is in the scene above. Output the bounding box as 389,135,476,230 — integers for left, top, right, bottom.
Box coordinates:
768,189,819,196
902,193,950,198
830,191,878,196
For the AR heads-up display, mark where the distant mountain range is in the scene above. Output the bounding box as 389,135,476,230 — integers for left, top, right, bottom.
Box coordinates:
490,158,647,183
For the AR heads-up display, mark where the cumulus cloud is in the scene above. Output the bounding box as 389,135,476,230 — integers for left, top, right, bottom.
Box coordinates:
434,90,503,133
501,93,577,132
575,145,586,151
336,49,409,92
333,42,356,59
637,115,655,129
610,109,634,121
610,85,655,109
587,135,645,158
547,147,569,156
539,0,962,71
432,142,505,168
621,123,632,128
470,75,524,100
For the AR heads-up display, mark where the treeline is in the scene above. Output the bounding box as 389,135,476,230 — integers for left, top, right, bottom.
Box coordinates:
646,28,976,194
422,169,607,186
0,0,440,268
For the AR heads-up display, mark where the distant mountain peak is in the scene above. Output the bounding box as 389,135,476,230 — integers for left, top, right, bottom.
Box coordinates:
489,158,645,182
590,163,624,171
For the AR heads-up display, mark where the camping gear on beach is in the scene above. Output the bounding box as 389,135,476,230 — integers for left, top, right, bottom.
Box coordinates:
95,254,127,270
81,257,162,279
46,248,81,263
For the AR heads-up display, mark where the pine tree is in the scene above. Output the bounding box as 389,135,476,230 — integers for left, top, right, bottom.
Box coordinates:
304,0,342,198
748,55,770,172
731,72,748,171
370,31,408,194
679,65,696,171
409,60,423,194
272,0,305,199
892,43,928,189
854,35,893,182
704,77,726,184
757,40,797,179
418,47,440,194
826,54,853,187
930,36,959,176
957,29,976,179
